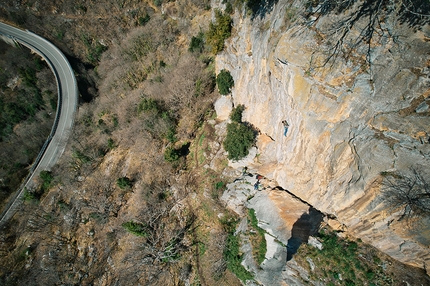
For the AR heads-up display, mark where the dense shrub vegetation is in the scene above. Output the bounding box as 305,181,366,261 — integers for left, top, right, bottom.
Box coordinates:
22,188,38,202
206,10,233,54
117,177,133,189
0,64,47,140
216,69,234,95
248,208,267,265
81,34,108,64
164,146,180,162
22,170,54,202
229,104,244,123
223,105,256,160
39,170,54,193
122,221,148,237
189,31,205,53
223,122,256,160
221,216,254,282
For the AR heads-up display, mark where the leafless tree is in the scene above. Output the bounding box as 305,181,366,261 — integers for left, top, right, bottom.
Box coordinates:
381,167,430,222
308,0,430,74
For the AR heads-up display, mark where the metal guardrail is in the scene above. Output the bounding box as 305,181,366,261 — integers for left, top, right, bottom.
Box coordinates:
0,27,77,226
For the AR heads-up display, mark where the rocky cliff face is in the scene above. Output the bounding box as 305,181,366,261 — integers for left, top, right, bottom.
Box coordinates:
216,1,430,271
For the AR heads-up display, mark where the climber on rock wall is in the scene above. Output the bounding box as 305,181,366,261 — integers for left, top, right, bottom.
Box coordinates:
282,120,289,136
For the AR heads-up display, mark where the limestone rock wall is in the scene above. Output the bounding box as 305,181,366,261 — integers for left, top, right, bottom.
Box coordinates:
216,2,430,269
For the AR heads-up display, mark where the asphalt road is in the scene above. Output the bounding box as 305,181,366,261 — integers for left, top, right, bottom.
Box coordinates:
0,21,78,224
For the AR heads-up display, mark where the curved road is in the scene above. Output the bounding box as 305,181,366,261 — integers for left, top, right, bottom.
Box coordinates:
0,21,78,224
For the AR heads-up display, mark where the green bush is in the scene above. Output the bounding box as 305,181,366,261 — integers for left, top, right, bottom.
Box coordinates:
89,42,107,63
366,269,376,280
22,188,37,202
164,146,180,162
216,69,234,95
215,181,225,190
138,14,150,26
122,221,148,237
165,126,177,143
230,104,244,122
57,199,71,211
117,177,132,189
39,170,54,193
112,115,118,128
224,233,254,282
161,239,182,262
220,214,253,281
0,74,47,139
248,209,267,265
225,2,233,14
81,34,107,64
22,171,53,202
206,10,232,54
138,98,160,114
219,214,238,233
107,138,115,150
248,208,259,229
189,31,205,53
72,148,92,164
19,67,37,88
223,122,256,161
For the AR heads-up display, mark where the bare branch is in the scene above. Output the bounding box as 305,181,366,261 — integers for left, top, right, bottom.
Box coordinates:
381,167,430,223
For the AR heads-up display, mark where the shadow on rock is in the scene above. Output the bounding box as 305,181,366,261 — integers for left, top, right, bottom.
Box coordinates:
67,55,98,103
286,207,324,261
309,0,430,29
247,0,279,21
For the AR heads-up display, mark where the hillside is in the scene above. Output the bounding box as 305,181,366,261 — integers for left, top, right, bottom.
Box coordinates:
0,40,57,213
0,0,429,285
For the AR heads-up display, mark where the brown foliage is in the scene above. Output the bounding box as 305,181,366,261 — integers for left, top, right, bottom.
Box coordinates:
0,2,228,285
